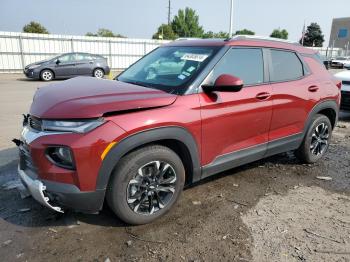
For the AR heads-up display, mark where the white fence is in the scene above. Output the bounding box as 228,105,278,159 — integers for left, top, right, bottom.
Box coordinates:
1,31,349,73
0,31,169,73
309,47,348,58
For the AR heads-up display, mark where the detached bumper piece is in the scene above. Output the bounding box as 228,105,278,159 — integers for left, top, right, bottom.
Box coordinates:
18,167,64,213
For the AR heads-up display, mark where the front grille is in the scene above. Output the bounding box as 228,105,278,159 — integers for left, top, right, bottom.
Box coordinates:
342,80,350,86
19,143,37,172
28,115,42,131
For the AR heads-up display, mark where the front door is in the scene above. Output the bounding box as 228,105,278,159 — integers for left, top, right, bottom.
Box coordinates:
199,47,273,178
54,53,76,77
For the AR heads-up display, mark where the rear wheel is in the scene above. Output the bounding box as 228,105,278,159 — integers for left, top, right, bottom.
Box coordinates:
106,145,185,225
93,68,104,78
40,69,54,81
295,114,332,163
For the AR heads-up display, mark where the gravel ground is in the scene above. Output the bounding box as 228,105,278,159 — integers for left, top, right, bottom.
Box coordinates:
0,73,349,262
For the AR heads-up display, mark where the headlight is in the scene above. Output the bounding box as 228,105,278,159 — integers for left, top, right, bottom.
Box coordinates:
42,118,105,133
28,64,41,69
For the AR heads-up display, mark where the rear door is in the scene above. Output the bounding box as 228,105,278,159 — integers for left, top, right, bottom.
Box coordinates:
75,53,94,75
266,49,317,155
199,47,273,177
54,53,77,77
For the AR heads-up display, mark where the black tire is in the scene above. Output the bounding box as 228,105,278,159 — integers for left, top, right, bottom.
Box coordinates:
40,69,54,81
295,114,332,163
106,145,185,225
93,68,104,78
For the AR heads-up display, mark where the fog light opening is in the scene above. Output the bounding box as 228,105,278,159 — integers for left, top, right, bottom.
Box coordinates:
46,146,75,170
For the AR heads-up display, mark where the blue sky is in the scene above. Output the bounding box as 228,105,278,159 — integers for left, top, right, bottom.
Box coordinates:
0,0,349,45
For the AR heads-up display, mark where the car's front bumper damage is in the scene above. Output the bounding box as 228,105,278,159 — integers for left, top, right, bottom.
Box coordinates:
18,167,64,213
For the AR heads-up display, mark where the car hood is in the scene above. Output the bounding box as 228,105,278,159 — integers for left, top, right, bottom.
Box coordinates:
26,59,51,68
30,77,177,119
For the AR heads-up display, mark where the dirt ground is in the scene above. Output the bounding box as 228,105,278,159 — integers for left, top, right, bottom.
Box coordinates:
0,74,349,262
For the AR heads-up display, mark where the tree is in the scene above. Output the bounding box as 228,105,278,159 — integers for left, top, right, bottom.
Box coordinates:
235,29,255,35
299,23,324,47
152,24,177,40
171,7,204,38
85,32,97,37
23,21,49,34
270,29,288,39
85,28,126,38
203,31,230,39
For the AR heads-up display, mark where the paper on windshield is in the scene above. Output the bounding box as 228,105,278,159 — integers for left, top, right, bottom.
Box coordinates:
181,53,209,62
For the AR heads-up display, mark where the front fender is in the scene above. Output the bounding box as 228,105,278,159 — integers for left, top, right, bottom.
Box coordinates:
96,126,201,190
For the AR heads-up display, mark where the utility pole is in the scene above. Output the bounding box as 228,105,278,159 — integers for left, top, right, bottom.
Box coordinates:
168,0,171,25
301,20,306,46
229,0,234,37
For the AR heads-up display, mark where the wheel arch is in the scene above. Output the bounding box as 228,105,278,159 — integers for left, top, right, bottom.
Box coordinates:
96,126,201,191
303,100,339,136
93,67,105,74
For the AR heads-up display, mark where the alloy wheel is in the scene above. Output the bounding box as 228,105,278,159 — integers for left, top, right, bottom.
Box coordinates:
310,122,329,156
42,71,52,81
94,69,104,78
127,161,177,215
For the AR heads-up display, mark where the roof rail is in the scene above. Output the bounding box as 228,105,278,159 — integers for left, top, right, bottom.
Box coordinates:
228,35,301,45
175,37,202,41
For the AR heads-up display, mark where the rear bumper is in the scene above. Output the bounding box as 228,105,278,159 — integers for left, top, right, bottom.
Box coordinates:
18,166,105,213
104,66,111,75
331,62,344,68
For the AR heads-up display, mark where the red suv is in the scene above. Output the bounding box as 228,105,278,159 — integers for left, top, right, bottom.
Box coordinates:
17,36,341,224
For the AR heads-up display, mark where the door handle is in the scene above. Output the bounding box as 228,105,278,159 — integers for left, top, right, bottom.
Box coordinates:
308,85,319,92
256,92,271,100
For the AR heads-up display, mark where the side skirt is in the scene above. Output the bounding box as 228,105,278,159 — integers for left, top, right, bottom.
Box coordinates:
201,133,303,179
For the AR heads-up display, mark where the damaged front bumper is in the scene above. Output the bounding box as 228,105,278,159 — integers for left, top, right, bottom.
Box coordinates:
17,163,106,214
18,167,64,213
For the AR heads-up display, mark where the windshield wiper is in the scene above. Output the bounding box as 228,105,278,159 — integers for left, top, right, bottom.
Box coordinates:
118,79,154,88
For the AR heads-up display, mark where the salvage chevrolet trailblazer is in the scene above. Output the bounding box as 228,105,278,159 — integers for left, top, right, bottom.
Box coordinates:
17,36,341,224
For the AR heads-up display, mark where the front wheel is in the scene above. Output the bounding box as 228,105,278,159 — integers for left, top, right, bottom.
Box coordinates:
295,114,332,163
93,68,104,78
106,145,185,225
40,69,54,81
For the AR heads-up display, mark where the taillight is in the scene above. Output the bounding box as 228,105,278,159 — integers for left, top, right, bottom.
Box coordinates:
336,81,342,89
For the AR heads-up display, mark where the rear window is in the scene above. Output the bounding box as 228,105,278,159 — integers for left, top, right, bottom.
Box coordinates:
270,50,304,82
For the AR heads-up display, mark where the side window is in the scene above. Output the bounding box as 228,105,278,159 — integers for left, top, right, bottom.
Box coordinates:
206,48,264,86
75,53,86,61
84,54,93,60
270,50,304,82
59,54,74,63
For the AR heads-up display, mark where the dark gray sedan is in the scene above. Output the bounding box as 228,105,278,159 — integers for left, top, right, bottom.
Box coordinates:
24,52,111,81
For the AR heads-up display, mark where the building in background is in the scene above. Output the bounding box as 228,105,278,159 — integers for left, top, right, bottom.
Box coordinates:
329,17,350,50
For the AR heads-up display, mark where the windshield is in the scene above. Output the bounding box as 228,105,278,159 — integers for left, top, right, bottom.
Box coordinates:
117,46,220,95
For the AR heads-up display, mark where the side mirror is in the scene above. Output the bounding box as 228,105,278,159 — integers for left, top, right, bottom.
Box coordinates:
56,59,61,65
202,74,244,92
